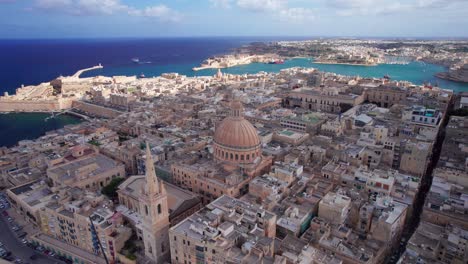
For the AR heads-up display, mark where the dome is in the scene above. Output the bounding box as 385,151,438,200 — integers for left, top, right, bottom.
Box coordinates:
213,100,261,164
214,117,260,148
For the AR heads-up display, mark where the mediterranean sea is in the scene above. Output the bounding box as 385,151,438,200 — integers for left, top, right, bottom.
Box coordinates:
0,37,467,147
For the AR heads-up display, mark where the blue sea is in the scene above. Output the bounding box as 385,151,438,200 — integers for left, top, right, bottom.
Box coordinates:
0,37,467,147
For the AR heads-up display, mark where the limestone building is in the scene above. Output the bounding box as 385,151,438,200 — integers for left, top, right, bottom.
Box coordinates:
172,100,272,204
139,143,171,263
169,195,277,264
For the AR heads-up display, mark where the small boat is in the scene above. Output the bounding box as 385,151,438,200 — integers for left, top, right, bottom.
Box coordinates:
384,74,391,79
267,59,285,64
132,58,140,63
139,73,146,79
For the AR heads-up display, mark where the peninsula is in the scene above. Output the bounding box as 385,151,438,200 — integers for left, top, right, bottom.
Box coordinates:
0,63,462,264
436,64,468,83
192,53,282,71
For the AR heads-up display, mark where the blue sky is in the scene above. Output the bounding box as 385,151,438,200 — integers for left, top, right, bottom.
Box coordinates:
1,0,467,38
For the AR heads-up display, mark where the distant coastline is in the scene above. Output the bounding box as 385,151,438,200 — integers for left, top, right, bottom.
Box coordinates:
313,61,378,67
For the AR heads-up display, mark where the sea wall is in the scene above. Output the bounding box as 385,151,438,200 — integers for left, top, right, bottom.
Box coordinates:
0,98,72,112
72,101,123,119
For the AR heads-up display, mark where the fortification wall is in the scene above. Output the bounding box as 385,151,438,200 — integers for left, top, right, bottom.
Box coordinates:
0,98,74,112
72,101,123,119
0,100,60,112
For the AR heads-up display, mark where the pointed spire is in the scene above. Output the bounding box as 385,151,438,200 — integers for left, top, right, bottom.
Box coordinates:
145,142,160,195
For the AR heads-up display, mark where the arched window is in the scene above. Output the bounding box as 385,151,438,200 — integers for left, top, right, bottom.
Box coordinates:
157,204,162,214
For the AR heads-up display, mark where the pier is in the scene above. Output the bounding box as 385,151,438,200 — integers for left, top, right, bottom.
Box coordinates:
72,64,103,78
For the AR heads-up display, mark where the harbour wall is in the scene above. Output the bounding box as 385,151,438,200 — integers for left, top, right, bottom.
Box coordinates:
72,101,123,119
0,99,73,112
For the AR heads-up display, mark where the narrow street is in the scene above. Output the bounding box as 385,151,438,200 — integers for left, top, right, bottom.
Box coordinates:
388,109,451,263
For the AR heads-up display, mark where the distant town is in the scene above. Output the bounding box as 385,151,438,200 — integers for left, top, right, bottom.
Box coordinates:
194,39,468,81
0,38,467,264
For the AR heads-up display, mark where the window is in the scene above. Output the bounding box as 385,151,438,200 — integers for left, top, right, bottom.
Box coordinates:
145,205,149,216
158,204,161,214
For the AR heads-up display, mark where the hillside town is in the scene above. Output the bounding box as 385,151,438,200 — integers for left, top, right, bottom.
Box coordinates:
240,39,468,79
0,65,467,264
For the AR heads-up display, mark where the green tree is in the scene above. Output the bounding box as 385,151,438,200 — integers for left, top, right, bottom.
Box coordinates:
101,177,125,199
450,108,468,117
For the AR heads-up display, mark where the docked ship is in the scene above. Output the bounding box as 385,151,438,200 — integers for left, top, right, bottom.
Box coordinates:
267,59,285,64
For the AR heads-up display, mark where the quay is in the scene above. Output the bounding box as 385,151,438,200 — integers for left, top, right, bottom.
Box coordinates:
71,64,103,78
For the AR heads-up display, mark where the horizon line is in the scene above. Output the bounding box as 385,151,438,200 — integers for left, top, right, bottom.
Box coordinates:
1,35,468,41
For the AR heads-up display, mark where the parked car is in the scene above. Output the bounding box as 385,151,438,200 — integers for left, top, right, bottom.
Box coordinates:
17,232,27,238
4,255,15,261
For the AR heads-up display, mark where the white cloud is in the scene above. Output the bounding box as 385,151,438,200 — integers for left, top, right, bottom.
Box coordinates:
279,7,315,22
209,0,232,9
32,0,182,21
130,5,183,22
327,0,467,16
236,0,287,12
74,0,128,15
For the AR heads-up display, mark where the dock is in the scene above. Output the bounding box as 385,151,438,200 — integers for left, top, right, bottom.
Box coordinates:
72,64,103,78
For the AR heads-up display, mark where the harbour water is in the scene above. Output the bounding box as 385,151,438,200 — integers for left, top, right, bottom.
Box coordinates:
1,38,467,147
82,58,468,93
0,113,82,147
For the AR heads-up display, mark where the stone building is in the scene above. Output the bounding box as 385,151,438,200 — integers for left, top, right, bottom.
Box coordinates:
172,100,272,204
169,195,277,264
138,143,171,263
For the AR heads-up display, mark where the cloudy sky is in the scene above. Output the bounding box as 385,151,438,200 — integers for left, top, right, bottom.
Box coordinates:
1,0,467,38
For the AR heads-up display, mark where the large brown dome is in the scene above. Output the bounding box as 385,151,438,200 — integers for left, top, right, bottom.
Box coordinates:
214,117,261,148
213,100,261,164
